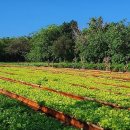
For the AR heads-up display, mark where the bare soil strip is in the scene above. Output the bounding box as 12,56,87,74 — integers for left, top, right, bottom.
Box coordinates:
91,74,130,82
0,70,17,75
94,81,130,89
70,83,130,96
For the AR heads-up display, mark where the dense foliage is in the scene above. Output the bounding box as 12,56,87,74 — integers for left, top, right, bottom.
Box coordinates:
0,37,30,62
1,17,130,66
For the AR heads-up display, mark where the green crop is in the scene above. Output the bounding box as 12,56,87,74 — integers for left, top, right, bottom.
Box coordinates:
0,66,130,130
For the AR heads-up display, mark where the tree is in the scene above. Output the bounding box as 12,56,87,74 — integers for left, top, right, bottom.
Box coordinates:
6,37,29,61
105,21,130,63
53,35,74,61
27,25,61,62
75,17,108,63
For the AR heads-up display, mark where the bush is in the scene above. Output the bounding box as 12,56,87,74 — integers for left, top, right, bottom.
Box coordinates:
2,62,130,72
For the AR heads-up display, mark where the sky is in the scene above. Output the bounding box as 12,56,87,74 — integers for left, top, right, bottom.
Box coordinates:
0,0,130,37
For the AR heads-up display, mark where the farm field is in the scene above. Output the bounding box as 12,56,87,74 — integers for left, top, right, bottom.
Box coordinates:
0,64,130,130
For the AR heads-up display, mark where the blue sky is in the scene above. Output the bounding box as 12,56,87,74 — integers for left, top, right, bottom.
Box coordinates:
0,0,130,37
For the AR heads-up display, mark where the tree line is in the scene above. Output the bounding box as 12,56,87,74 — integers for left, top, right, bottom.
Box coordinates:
1,17,130,64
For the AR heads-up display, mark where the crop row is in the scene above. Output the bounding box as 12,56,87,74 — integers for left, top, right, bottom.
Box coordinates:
1,66,130,87
1,65,130,82
1,66,129,97
27,66,130,81
0,70,130,108
1,68,130,97
0,75,130,110
0,67,130,91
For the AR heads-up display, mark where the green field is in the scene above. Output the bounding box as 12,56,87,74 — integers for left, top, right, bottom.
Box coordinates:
0,64,130,130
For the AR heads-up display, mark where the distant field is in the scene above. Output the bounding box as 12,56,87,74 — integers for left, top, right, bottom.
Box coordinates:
0,62,130,72
0,64,130,130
